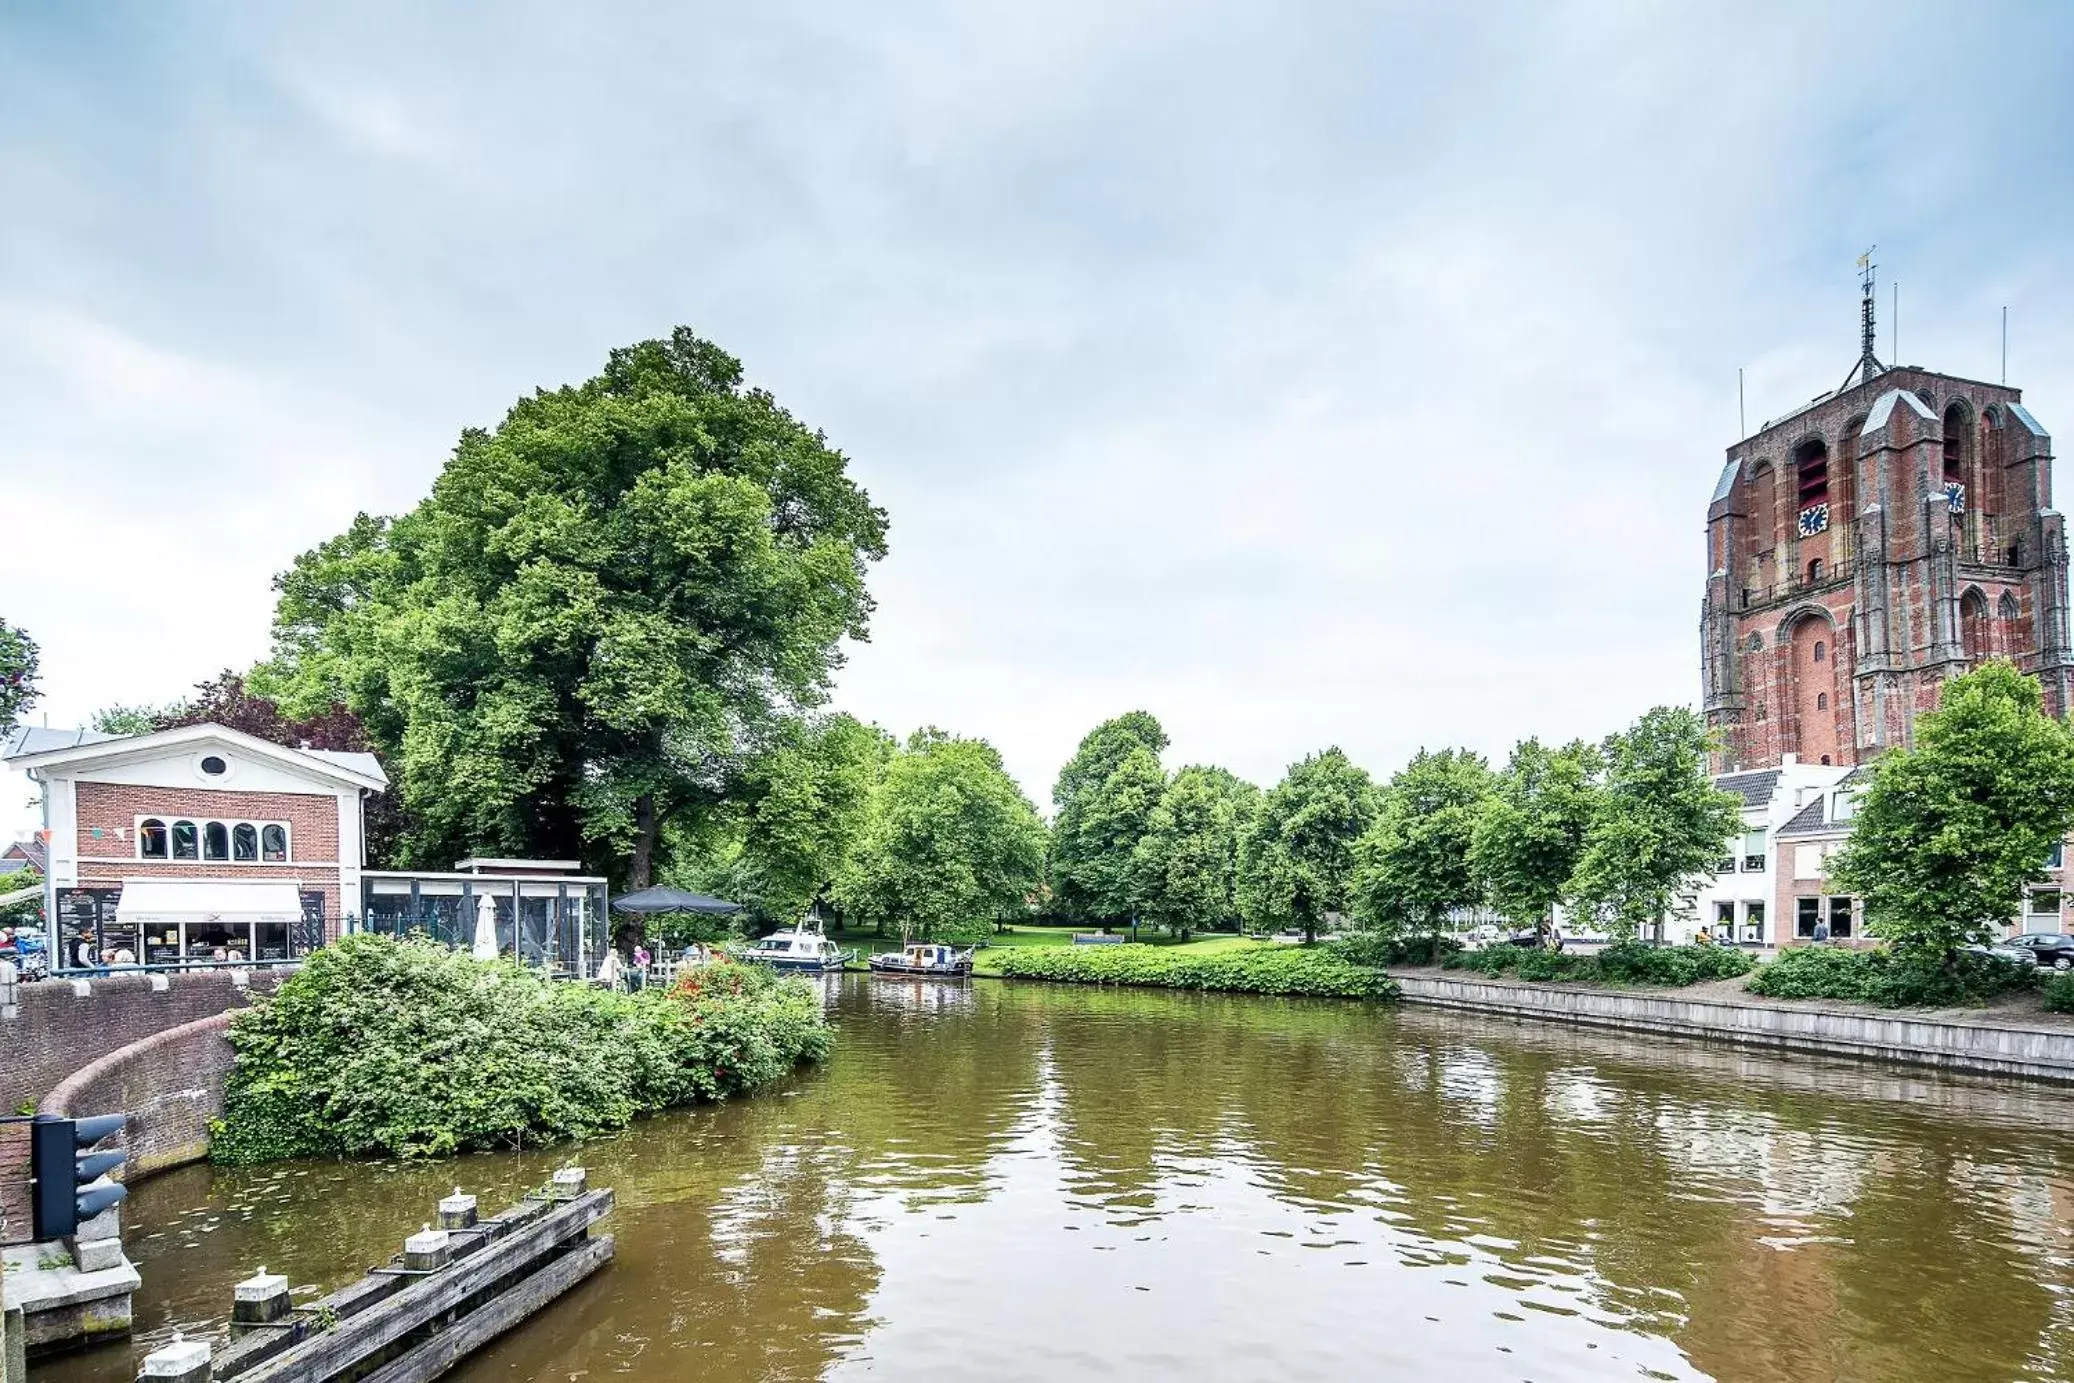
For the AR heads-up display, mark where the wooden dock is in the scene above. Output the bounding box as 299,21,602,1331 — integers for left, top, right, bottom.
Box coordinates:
139,1170,612,1383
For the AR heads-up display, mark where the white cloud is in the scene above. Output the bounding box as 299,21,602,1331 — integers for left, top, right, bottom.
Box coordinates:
2,0,2071,838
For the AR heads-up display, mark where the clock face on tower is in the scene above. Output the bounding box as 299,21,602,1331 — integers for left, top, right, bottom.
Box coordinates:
1798,503,1830,538
1945,482,1965,515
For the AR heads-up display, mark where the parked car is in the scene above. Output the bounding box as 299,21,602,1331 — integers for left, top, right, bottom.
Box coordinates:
1505,927,1565,952
1457,924,1503,952
1965,940,2037,968
2003,931,2074,971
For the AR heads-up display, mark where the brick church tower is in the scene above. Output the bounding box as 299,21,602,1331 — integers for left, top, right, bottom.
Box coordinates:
1701,275,2072,773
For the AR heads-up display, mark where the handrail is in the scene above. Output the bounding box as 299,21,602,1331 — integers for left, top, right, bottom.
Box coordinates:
48,957,304,979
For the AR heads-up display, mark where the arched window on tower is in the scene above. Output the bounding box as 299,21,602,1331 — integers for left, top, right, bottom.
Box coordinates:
1795,440,1830,536
1807,557,1824,584
2000,591,2023,654
1816,692,1828,710
1961,588,1990,661
1813,640,1826,663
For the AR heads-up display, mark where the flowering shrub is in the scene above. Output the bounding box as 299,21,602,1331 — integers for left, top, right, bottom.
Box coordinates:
212,936,830,1162
995,944,1398,999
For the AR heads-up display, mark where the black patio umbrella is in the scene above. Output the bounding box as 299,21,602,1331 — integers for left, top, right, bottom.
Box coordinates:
610,886,745,916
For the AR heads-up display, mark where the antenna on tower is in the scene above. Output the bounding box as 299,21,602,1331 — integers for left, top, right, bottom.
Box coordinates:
1841,246,1885,392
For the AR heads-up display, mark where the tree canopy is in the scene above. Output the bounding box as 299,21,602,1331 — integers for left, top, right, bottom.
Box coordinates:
259,329,887,882
1130,765,1260,935
1568,707,1742,940
1050,711,1169,922
1829,661,2074,963
833,729,1046,943
1467,738,1603,935
1237,748,1377,941
666,712,893,931
0,618,38,737
1351,748,1495,939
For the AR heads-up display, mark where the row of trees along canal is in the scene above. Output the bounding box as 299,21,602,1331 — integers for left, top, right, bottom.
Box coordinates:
12,326,2069,961
0,326,1752,950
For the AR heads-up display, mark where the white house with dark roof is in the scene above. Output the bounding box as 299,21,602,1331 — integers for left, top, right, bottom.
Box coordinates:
1679,757,1853,947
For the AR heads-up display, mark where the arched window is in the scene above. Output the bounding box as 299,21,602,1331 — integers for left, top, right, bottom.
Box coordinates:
1795,440,1830,531
1816,692,1828,710
139,819,168,859
2001,591,2021,620
1942,402,1969,487
233,823,259,862
171,820,198,861
1813,641,1826,663
1820,755,1832,766
1807,557,1824,584
203,821,229,861
261,825,288,863
1962,588,1991,661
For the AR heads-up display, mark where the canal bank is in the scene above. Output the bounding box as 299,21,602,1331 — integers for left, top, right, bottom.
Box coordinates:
1389,968,2074,1083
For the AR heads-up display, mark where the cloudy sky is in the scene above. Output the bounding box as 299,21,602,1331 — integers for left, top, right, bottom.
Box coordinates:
5,1,2072,835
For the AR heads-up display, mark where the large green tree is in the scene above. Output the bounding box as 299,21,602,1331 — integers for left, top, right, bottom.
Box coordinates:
0,618,38,736
1568,707,1742,941
1050,711,1168,922
833,729,1046,943
1236,748,1377,942
668,713,893,931
260,329,888,882
1130,765,1259,936
1467,738,1604,938
1829,660,2074,964
1351,748,1496,942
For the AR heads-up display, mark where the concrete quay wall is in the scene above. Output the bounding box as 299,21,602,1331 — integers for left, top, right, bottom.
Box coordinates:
1393,973,2074,1084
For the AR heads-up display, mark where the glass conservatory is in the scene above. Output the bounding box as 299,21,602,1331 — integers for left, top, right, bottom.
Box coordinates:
358,859,610,979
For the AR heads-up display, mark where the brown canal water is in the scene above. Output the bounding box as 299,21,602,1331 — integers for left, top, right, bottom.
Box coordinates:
38,976,2074,1383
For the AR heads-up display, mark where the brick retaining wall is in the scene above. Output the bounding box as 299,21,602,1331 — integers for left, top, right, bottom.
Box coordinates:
0,970,278,1118
43,1011,238,1179
0,970,285,1244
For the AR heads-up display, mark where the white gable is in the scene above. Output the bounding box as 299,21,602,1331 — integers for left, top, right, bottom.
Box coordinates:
7,722,387,794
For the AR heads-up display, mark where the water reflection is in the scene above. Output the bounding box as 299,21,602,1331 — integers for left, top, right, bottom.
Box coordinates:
41,977,2074,1383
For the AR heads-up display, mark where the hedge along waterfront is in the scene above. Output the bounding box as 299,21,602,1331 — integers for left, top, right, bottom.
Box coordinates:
995,943,1399,999
1441,941,1756,987
211,934,832,1162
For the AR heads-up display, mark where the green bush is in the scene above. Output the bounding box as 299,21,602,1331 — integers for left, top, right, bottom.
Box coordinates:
2042,972,2074,1013
1438,941,1748,987
1591,940,1755,986
211,935,831,1163
1442,943,1529,976
995,944,1398,999
1745,944,2035,1007
1330,932,1461,967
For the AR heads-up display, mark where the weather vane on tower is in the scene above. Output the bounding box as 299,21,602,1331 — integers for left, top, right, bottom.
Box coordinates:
1844,246,1884,391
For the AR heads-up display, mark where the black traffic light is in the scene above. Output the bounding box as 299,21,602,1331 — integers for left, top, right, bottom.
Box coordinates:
30,1112,128,1241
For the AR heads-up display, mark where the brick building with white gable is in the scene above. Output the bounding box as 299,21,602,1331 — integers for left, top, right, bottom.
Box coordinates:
3,723,387,966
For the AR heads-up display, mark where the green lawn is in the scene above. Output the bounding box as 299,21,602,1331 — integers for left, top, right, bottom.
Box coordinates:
826,923,1268,975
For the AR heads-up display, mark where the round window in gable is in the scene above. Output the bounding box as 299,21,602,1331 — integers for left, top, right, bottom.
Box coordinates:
200,755,228,777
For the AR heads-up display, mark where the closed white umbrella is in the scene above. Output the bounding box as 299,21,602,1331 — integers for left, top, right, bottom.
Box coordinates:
472,893,499,962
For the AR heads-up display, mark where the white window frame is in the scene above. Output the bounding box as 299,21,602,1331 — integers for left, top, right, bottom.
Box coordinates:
133,815,292,864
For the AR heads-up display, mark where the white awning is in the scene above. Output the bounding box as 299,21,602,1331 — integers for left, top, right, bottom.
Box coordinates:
117,879,303,924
